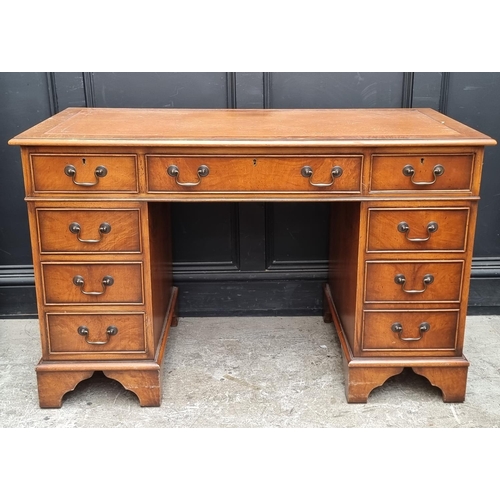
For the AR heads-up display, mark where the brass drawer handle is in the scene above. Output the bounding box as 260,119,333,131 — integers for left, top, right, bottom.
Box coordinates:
394,273,434,294
64,164,108,186
77,325,118,345
69,222,111,243
72,275,114,295
167,164,209,186
402,164,445,185
397,221,438,242
301,165,343,187
391,322,430,341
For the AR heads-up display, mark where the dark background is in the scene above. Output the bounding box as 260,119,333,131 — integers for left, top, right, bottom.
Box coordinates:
1,72,499,318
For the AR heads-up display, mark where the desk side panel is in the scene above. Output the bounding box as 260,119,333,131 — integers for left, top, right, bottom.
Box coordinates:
328,201,361,349
143,202,174,352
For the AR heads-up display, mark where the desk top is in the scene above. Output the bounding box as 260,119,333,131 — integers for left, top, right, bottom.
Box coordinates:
9,107,496,148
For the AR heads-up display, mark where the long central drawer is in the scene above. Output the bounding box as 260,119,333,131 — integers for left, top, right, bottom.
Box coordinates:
146,156,362,192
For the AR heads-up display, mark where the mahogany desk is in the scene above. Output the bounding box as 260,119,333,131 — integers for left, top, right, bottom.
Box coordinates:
9,108,496,407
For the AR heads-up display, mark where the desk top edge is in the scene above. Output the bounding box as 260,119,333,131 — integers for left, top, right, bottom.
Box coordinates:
9,107,497,147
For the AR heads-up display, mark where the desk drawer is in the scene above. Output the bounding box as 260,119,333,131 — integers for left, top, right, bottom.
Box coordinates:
146,156,362,192
30,154,138,193
362,310,459,353
370,154,473,192
364,261,463,303
42,262,143,305
46,313,146,355
366,207,469,253
37,208,141,254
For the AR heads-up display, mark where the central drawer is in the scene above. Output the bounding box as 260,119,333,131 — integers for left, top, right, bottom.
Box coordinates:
146,156,362,192
41,262,144,305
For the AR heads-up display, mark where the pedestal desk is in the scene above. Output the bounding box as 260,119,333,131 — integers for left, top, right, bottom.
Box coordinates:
9,107,496,407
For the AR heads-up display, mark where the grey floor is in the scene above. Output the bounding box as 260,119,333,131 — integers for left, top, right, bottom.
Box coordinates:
1,315,499,428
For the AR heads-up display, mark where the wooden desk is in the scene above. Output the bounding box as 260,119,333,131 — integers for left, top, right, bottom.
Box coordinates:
9,107,496,407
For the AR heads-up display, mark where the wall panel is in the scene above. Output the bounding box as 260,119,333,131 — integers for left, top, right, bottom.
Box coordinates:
446,72,500,258
268,72,405,108
1,72,499,317
90,72,231,108
0,73,51,266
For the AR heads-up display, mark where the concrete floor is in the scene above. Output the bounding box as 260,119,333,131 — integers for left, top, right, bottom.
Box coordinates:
1,315,499,427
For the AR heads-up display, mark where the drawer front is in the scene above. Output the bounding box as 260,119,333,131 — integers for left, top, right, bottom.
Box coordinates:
37,208,141,254
370,154,474,191
146,156,362,192
31,154,138,193
362,310,459,352
46,313,146,354
365,261,463,303
42,262,143,304
367,207,469,252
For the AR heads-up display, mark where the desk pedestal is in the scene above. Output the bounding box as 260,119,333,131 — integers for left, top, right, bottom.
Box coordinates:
35,287,178,408
324,283,469,403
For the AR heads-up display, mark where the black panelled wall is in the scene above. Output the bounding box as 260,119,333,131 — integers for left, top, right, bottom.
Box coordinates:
1,72,499,318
